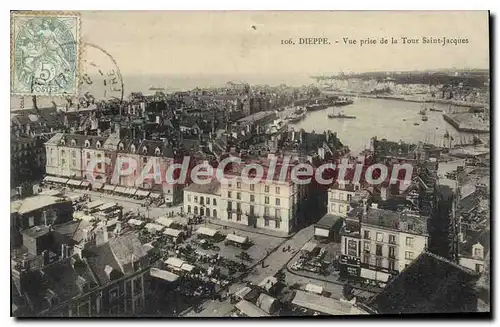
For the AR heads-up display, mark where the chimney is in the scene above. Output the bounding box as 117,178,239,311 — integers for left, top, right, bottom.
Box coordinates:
371,203,378,210
95,223,109,247
362,198,368,215
42,250,50,265
73,244,83,261
61,244,66,259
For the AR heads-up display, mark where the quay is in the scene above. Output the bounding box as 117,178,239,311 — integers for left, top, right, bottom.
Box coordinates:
443,112,490,134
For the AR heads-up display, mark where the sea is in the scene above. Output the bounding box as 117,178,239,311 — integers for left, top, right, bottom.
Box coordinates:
10,74,488,154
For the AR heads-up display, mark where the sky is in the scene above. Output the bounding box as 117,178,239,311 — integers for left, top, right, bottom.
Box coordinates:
80,11,490,76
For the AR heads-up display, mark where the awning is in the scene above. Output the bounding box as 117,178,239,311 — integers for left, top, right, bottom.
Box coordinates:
92,182,104,190
291,290,353,315
87,200,105,209
125,188,137,195
128,218,144,226
149,193,161,198
196,227,218,237
145,223,164,233
234,286,252,300
305,283,324,295
301,241,318,253
67,179,82,186
150,268,179,282
106,218,119,227
165,257,185,268
114,186,128,194
226,234,248,244
103,185,116,191
99,202,118,211
256,293,277,314
43,176,69,184
39,189,63,196
235,300,270,317
156,217,174,227
180,263,195,272
163,228,182,238
136,190,150,197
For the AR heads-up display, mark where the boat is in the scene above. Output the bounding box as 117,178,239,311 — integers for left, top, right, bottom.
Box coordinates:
333,97,354,106
418,109,427,115
429,107,443,112
328,108,356,119
402,119,407,121
287,108,307,123
306,103,329,111
414,122,420,126
421,115,428,121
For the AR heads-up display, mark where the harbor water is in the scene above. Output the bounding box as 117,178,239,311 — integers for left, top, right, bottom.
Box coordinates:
285,97,489,153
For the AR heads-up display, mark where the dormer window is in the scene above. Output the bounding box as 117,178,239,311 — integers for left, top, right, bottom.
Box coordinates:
85,140,90,148
473,243,484,259
142,146,148,155
130,145,136,153
70,139,76,146
60,138,66,146
154,147,161,156
96,141,101,149
118,143,124,151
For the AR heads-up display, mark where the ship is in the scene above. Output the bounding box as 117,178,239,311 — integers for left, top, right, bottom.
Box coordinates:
328,108,356,119
333,97,354,106
287,108,307,123
421,115,428,121
429,107,443,112
414,122,420,126
418,109,427,115
306,103,329,111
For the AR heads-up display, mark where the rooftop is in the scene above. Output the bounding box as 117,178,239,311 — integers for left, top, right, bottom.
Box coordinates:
11,195,68,215
184,179,221,196
368,251,482,314
349,206,428,235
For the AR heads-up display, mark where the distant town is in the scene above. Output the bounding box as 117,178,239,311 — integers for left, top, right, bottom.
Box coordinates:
11,68,490,317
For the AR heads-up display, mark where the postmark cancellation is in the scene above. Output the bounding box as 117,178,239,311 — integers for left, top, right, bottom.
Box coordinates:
11,12,80,96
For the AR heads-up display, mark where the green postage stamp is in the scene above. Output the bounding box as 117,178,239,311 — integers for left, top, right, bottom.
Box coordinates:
11,12,80,96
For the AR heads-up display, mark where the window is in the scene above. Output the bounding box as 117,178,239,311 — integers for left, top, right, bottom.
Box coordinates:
388,246,396,259
363,255,370,264
265,185,269,193
275,198,280,206
474,248,482,258
213,209,217,218
130,145,136,153
276,219,281,229
388,260,396,271
213,198,217,205
119,143,124,151
97,154,102,170
28,216,35,227
249,205,255,215
276,187,280,194
376,233,383,242
265,219,269,227
275,208,281,218
236,203,241,213
194,196,198,203
71,139,77,146
133,277,143,295
194,206,198,215
237,214,241,221
389,235,396,244
405,251,414,260
250,194,255,202
200,196,204,205
187,205,191,213
265,196,269,204
264,207,270,215
109,287,119,302
475,264,484,273
364,230,371,240
250,184,254,191
228,191,232,198
227,202,232,211
187,195,191,202
347,194,353,202
375,257,382,267
364,242,370,253
154,147,161,156
85,140,90,148
405,237,414,247
237,182,241,189
237,192,241,200
96,141,101,149
376,244,383,256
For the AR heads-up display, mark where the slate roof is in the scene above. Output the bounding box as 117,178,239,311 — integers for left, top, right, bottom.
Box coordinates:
368,251,482,314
